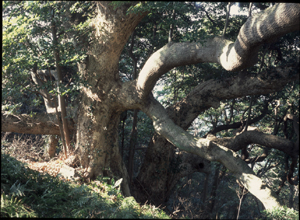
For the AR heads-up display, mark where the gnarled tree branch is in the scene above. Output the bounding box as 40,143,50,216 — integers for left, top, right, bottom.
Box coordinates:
142,94,281,210
136,3,300,100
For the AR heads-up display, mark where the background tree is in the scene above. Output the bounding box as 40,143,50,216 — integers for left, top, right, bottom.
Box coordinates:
2,1,299,217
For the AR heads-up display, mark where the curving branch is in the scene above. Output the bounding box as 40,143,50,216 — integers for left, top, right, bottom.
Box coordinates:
197,4,216,26
204,101,269,137
31,69,58,113
118,62,299,132
225,130,294,155
136,3,300,100
141,94,281,210
166,63,299,130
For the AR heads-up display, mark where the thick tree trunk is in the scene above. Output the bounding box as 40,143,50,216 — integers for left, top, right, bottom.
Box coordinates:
73,2,147,196
133,135,211,205
133,136,176,204
74,56,133,192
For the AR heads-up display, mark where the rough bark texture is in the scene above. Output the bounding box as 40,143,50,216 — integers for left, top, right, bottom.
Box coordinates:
73,2,148,196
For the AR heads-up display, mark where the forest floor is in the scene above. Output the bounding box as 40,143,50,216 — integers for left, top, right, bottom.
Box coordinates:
1,132,83,182
1,132,170,218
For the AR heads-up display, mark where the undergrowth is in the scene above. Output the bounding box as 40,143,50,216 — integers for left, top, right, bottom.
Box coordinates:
1,151,169,218
259,206,299,220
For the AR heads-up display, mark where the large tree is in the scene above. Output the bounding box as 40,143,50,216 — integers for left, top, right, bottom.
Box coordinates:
2,1,299,212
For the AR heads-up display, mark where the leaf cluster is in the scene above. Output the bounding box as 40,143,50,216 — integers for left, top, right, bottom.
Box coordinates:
260,206,299,220
2,1,94,112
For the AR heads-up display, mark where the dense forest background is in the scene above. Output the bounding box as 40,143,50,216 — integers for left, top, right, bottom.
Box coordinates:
2,1,299,219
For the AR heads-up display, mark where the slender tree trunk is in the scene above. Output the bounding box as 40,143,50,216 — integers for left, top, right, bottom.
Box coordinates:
201,173,209,210
120,111,127,158
51,10,72,156
46,135,58,158
128,109,138,183
54,100,66,157
208,164,222,214
127,31,139,184
288,183,294,208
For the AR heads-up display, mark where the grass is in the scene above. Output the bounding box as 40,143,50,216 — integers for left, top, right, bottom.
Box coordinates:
1,134,170,219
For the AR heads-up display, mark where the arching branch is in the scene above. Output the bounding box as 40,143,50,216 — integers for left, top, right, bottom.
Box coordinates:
136,3,300,100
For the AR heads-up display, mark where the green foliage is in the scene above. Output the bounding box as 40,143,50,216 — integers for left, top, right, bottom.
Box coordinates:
1,152,169,218
260,206,299,220
1,193,37,218
2,1,93,113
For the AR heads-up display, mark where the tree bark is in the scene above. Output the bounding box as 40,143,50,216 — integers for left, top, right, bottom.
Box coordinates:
73,2,148,196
